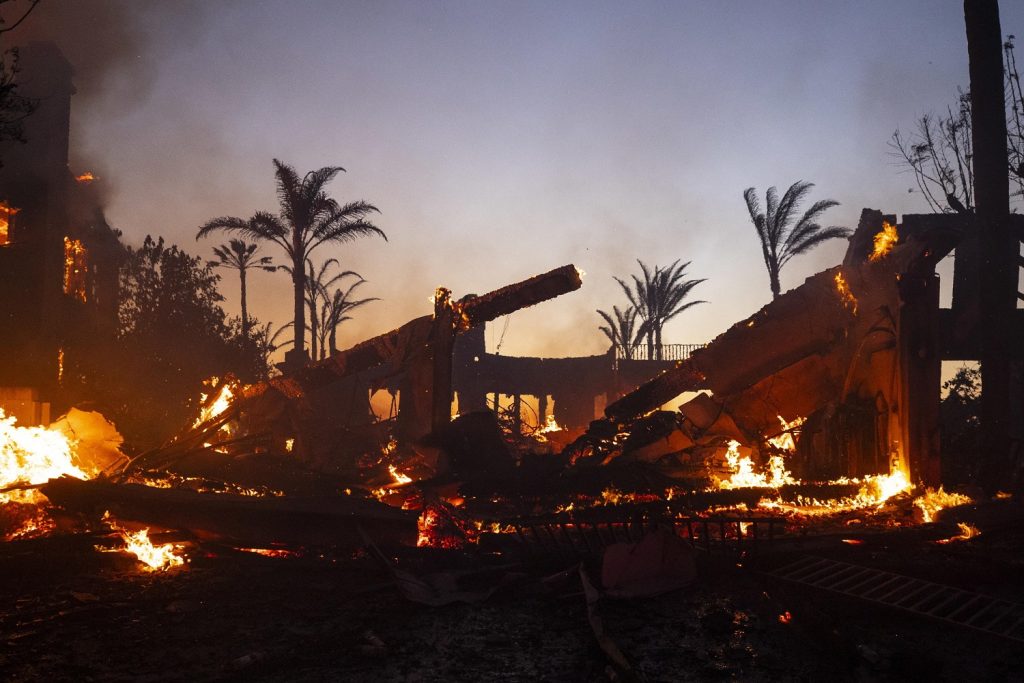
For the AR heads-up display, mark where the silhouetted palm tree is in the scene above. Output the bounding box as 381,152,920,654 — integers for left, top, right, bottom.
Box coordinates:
597,305,641,359
615,260,706,359
252,320,293,378
197,159,385,363
321,277,378,357
209,239,274,338
278,257,364,361
743,181,849,299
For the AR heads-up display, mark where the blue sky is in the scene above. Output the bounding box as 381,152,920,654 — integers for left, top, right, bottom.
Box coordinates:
21,1,1024,359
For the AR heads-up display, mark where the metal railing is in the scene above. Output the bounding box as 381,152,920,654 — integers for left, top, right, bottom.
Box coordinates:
614,343,706,362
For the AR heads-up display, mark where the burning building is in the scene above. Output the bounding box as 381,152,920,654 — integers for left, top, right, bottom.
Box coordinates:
0,42,124,423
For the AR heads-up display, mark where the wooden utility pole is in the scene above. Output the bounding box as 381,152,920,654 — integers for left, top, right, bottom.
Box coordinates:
964,0,1016,492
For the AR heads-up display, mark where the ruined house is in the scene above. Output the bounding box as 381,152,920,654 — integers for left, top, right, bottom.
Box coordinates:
0,43,124,424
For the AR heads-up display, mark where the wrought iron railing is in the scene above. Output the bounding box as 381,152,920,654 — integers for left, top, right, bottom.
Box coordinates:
614,343,705,362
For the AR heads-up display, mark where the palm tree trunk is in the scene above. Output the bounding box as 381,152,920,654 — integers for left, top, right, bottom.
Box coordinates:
655,324,663,360
309,304,318,361
770,265,781,299
329,322,337,355
239,268,249,339
292,262,305,359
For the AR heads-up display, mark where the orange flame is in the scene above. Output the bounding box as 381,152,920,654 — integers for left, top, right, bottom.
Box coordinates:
0,201,18,245
935,522,980,544
99,512,185,571
834,271,857,315
0,409,90,504
869,221,898,261
913,487,972,523
75,172,96,184
194,377,239,428
63,236,88,302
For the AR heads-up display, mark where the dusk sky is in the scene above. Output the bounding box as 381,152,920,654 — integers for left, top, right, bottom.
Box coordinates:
19,1,1024,360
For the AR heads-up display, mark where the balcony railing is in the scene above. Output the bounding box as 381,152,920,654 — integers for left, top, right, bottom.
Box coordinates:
614,343,706,362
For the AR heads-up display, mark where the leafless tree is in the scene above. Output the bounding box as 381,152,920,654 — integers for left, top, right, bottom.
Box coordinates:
890,35,1024,212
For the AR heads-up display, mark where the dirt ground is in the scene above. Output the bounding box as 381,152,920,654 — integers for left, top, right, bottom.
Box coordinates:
2,510,1023,682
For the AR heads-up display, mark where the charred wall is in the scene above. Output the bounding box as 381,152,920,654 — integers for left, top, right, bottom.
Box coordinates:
0,42,123,407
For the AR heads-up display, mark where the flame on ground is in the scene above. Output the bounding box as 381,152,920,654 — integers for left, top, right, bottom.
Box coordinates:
869,221,899,261
75,172,96,184
0,408,89,504
935,522,981,544
102,513,185,571
913,487,973,523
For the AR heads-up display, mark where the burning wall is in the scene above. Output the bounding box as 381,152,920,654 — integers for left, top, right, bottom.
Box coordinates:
0,42,124,411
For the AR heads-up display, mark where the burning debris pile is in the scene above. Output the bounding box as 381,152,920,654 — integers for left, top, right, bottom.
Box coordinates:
3,219,1022,681
1,219,995,579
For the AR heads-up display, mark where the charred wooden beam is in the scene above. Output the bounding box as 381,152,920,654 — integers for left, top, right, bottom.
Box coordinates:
41,476,417,549
460,264,583,326
604,359,705,424
287,264,583,393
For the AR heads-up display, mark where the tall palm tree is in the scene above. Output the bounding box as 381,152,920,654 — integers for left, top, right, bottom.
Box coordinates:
209,239,274,338
197,159,385,363
743,181,850,299
597,305,641,359
615,260,706,359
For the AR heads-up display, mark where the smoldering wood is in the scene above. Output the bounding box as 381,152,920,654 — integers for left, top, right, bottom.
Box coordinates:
41,476,418,548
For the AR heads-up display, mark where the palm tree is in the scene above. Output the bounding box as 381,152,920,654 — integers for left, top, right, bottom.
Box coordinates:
615,260,706,359
743,181,850,299
251,320,293,378
597,305,641,359
278,258,368,360
209,239,274,338
320,277,378,357
197,159,385,364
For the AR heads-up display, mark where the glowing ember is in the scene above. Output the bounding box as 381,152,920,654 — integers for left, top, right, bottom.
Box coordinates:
0,409,89,503
284,438,294,453
869,221,898,261
778,611,793,624
63,236,88,302
913,487,973,523
935,522,980,544
388,463,412,485
236,547,301,558
834,271,857,315
75,172,96,184
0,200,17,245
416,505,473,549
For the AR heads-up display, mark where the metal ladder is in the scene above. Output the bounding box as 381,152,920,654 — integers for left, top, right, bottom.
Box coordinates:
768,555,1024,643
